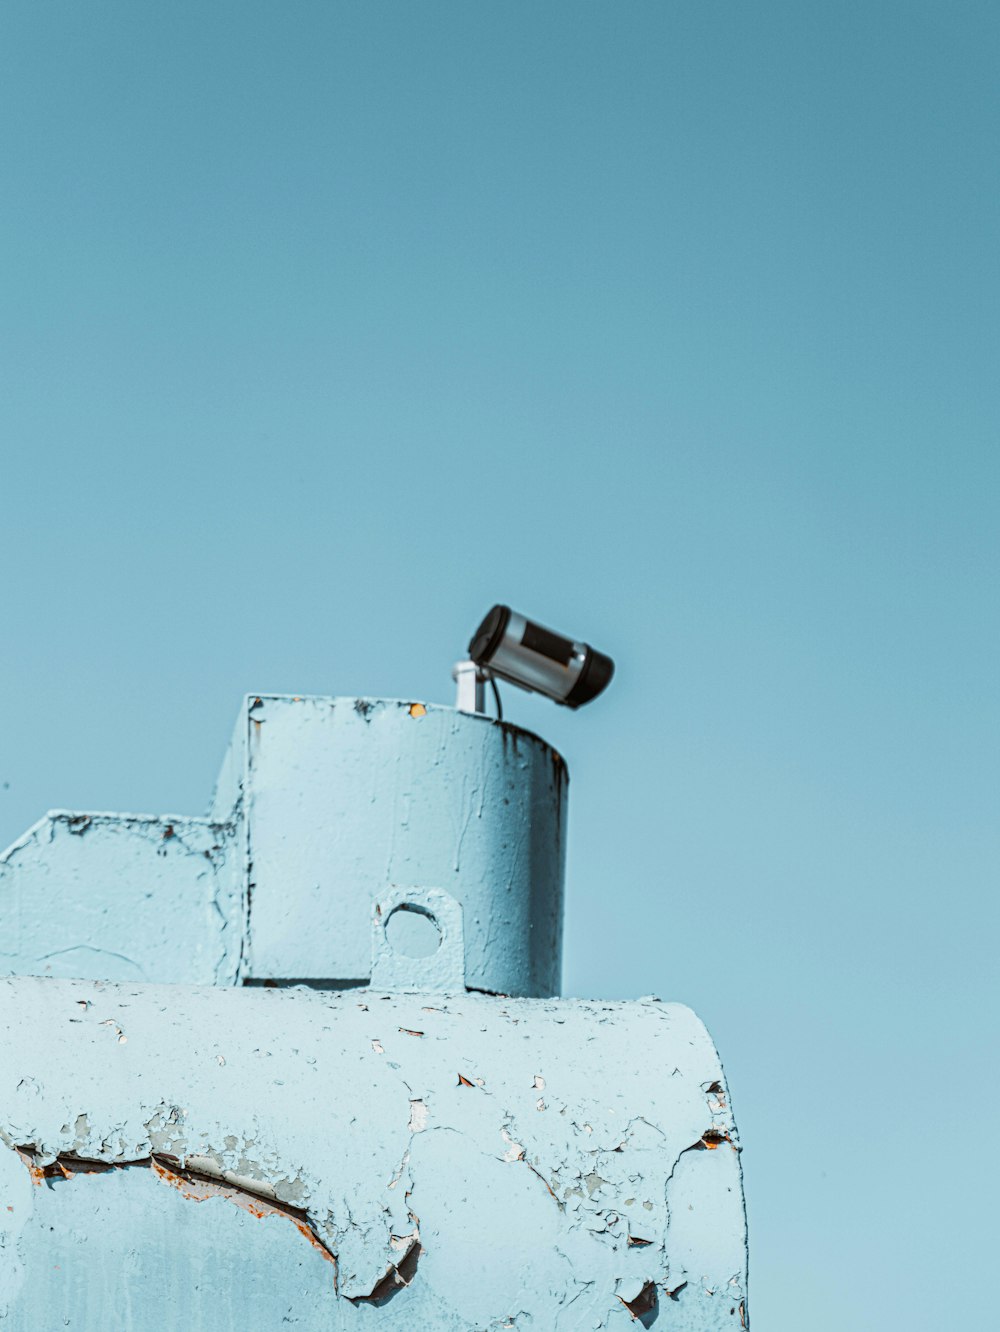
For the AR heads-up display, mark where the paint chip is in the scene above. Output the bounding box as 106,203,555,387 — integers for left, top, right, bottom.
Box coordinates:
696,1129,731,1151
408,1099,428,1133
619,1279,658,1321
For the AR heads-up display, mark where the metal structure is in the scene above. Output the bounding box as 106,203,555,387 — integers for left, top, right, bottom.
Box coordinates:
0,692,748,1329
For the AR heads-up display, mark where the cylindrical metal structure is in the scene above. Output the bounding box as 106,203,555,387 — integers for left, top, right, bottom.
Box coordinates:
0,977,748,1331
0,696,569,998
0,687,749,1329
236,696,567,996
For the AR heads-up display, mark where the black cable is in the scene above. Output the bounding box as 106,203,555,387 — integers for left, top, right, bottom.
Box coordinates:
489,674,503,723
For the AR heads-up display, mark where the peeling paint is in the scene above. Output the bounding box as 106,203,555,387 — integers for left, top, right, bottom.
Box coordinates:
0,692,747,1328
11,1147,337,1267
1,696,567,997
0,978,747,1328
619,1277,658,1323
0,812,240,986
239,696,566,994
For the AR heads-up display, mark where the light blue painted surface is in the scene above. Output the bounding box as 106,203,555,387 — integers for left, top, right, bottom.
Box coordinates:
0,979,746,1330
0,1158,341,1331
0,812,241,985
233,696,567,995
0,695,747,1326
370,886,467,992
2,6,995,1326
0,697,567,998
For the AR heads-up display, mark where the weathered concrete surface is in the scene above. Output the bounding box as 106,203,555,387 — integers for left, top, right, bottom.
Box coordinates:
0,697,567,997
0,813,240,985
0,978,747,1330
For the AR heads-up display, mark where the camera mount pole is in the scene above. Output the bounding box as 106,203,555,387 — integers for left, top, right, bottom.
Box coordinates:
452,659,486,714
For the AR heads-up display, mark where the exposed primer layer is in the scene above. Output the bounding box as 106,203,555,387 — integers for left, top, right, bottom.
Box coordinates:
0,978,747,1329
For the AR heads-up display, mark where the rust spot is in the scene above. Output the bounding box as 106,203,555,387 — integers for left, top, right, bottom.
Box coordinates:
290,1216,336,1264
162,824,175,840
398,1027,424,1038
53,1158,118,1179
739,1299,747,1327
16,1148,66,1185
620,1280,658,1321
627,1234,653,1247
456,1073,475,1088
705,1081,723,1095
695,1128,732,1150
15,1147,131,1186
523,1161,561,1205
150,1157,336,1265
408,703,427,718
14,1149,336,1270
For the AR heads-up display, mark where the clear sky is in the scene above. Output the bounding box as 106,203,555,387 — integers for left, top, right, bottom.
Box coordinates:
1,3,997,1327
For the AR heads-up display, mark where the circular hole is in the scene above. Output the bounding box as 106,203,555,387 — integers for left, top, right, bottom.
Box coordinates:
384,904,442,959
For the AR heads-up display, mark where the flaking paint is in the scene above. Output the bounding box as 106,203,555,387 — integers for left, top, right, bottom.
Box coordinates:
0,693,748,1327
0,696,567,997
0,978,746,1329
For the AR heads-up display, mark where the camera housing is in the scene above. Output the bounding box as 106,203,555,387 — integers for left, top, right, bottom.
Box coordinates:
468,605,614,709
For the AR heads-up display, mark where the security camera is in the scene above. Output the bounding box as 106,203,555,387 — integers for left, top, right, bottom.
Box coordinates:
466,605,614,709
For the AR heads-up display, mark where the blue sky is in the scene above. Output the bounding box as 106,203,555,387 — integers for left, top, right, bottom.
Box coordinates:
1,3,997,1327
